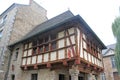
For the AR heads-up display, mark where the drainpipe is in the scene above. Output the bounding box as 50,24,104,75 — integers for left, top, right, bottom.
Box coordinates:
4,47,13,80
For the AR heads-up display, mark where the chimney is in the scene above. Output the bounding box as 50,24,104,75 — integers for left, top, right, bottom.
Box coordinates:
29,0,33,5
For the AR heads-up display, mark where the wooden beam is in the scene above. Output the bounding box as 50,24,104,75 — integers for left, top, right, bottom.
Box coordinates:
66,30,75,57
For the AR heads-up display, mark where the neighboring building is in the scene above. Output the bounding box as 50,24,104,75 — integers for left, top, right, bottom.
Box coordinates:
7,10,106,80
102,44,120,80
0,0,47,80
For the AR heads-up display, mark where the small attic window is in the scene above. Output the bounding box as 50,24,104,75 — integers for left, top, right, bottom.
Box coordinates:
0,15,7,27
3,15,7,20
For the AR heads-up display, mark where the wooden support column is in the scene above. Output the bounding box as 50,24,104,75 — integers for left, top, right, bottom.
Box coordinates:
69,65,79,80
75,27,80,65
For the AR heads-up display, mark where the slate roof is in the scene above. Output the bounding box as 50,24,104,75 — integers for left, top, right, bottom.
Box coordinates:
22,10,74,41
102,43,116,55
9,10,106,49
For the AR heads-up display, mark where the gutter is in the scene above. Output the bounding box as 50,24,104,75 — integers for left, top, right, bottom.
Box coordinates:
4,47,13,80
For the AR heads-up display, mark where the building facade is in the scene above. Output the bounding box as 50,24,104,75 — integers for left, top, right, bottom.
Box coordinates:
102,44,120,80
0,1,47,80
7,11,106,80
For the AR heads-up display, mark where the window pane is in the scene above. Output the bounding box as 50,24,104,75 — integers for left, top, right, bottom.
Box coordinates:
33,41,37,46
33,48,37,55
39,46,43,53
59,74,65,80
39,39,43,44
51,34,56,40
45,44,49,52
51,42,56,50
111,56,116,68
45,37,49,42
0,30,3,38
31,74,37,80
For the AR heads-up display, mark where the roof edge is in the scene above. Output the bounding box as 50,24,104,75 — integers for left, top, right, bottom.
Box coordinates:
76,15,106,49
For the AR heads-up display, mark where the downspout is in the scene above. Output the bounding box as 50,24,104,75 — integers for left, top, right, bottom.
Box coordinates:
4,47,13,80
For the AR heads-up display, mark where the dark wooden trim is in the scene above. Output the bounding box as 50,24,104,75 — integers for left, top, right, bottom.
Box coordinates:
64,30,67,58
66,30,75,57
23,34,75,51
22,44,76,58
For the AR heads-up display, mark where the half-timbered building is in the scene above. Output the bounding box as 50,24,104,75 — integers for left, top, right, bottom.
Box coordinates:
7,11,106,80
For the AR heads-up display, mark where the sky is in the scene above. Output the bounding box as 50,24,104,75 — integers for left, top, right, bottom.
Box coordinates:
0,0,120,46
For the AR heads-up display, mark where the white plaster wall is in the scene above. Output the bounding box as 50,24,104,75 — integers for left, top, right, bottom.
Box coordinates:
50,51,56,61
58,31,64,38
58,39,65,48
37,55,42,63
22,58,26,65
28,49,32,56
23,51,27,57
44,53,49,62
58,49,65,59
32,56,36,64
68,27,74,34
84,50,88,60
27,57,31,64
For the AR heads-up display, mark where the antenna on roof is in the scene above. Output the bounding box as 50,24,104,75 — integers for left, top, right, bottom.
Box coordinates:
67,7,70,11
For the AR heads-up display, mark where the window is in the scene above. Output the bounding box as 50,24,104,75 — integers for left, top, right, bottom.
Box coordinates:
59,74,65,80
14,48,19,60
11,75,15,80
101,73,106,80
0,30,3,38
45,37,49,42
51,42,57,50
31,74,37,80
51,34,57,40
33,48,37,55
39,46,43,53
39,39,43,44
32,41,37,47
45,44,49,52
111,56,116,68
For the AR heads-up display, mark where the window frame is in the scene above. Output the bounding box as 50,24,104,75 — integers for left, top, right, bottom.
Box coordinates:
31,74,38,80
111,56,116,68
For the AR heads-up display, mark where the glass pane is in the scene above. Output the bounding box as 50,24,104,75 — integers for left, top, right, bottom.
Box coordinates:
51,42,56,50
0,30,3,38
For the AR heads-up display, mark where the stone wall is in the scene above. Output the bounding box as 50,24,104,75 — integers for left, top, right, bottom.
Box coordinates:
103,56,119,80
0,7,18,80
7,43,70,80
0,1,47,80
9,1,47,44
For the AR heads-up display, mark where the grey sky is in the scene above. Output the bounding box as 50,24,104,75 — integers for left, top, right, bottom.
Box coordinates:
0,0,120,45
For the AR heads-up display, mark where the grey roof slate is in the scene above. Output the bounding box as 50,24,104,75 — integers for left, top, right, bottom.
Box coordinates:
22,10,74,41
9,10,106,49
102,43,116,55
